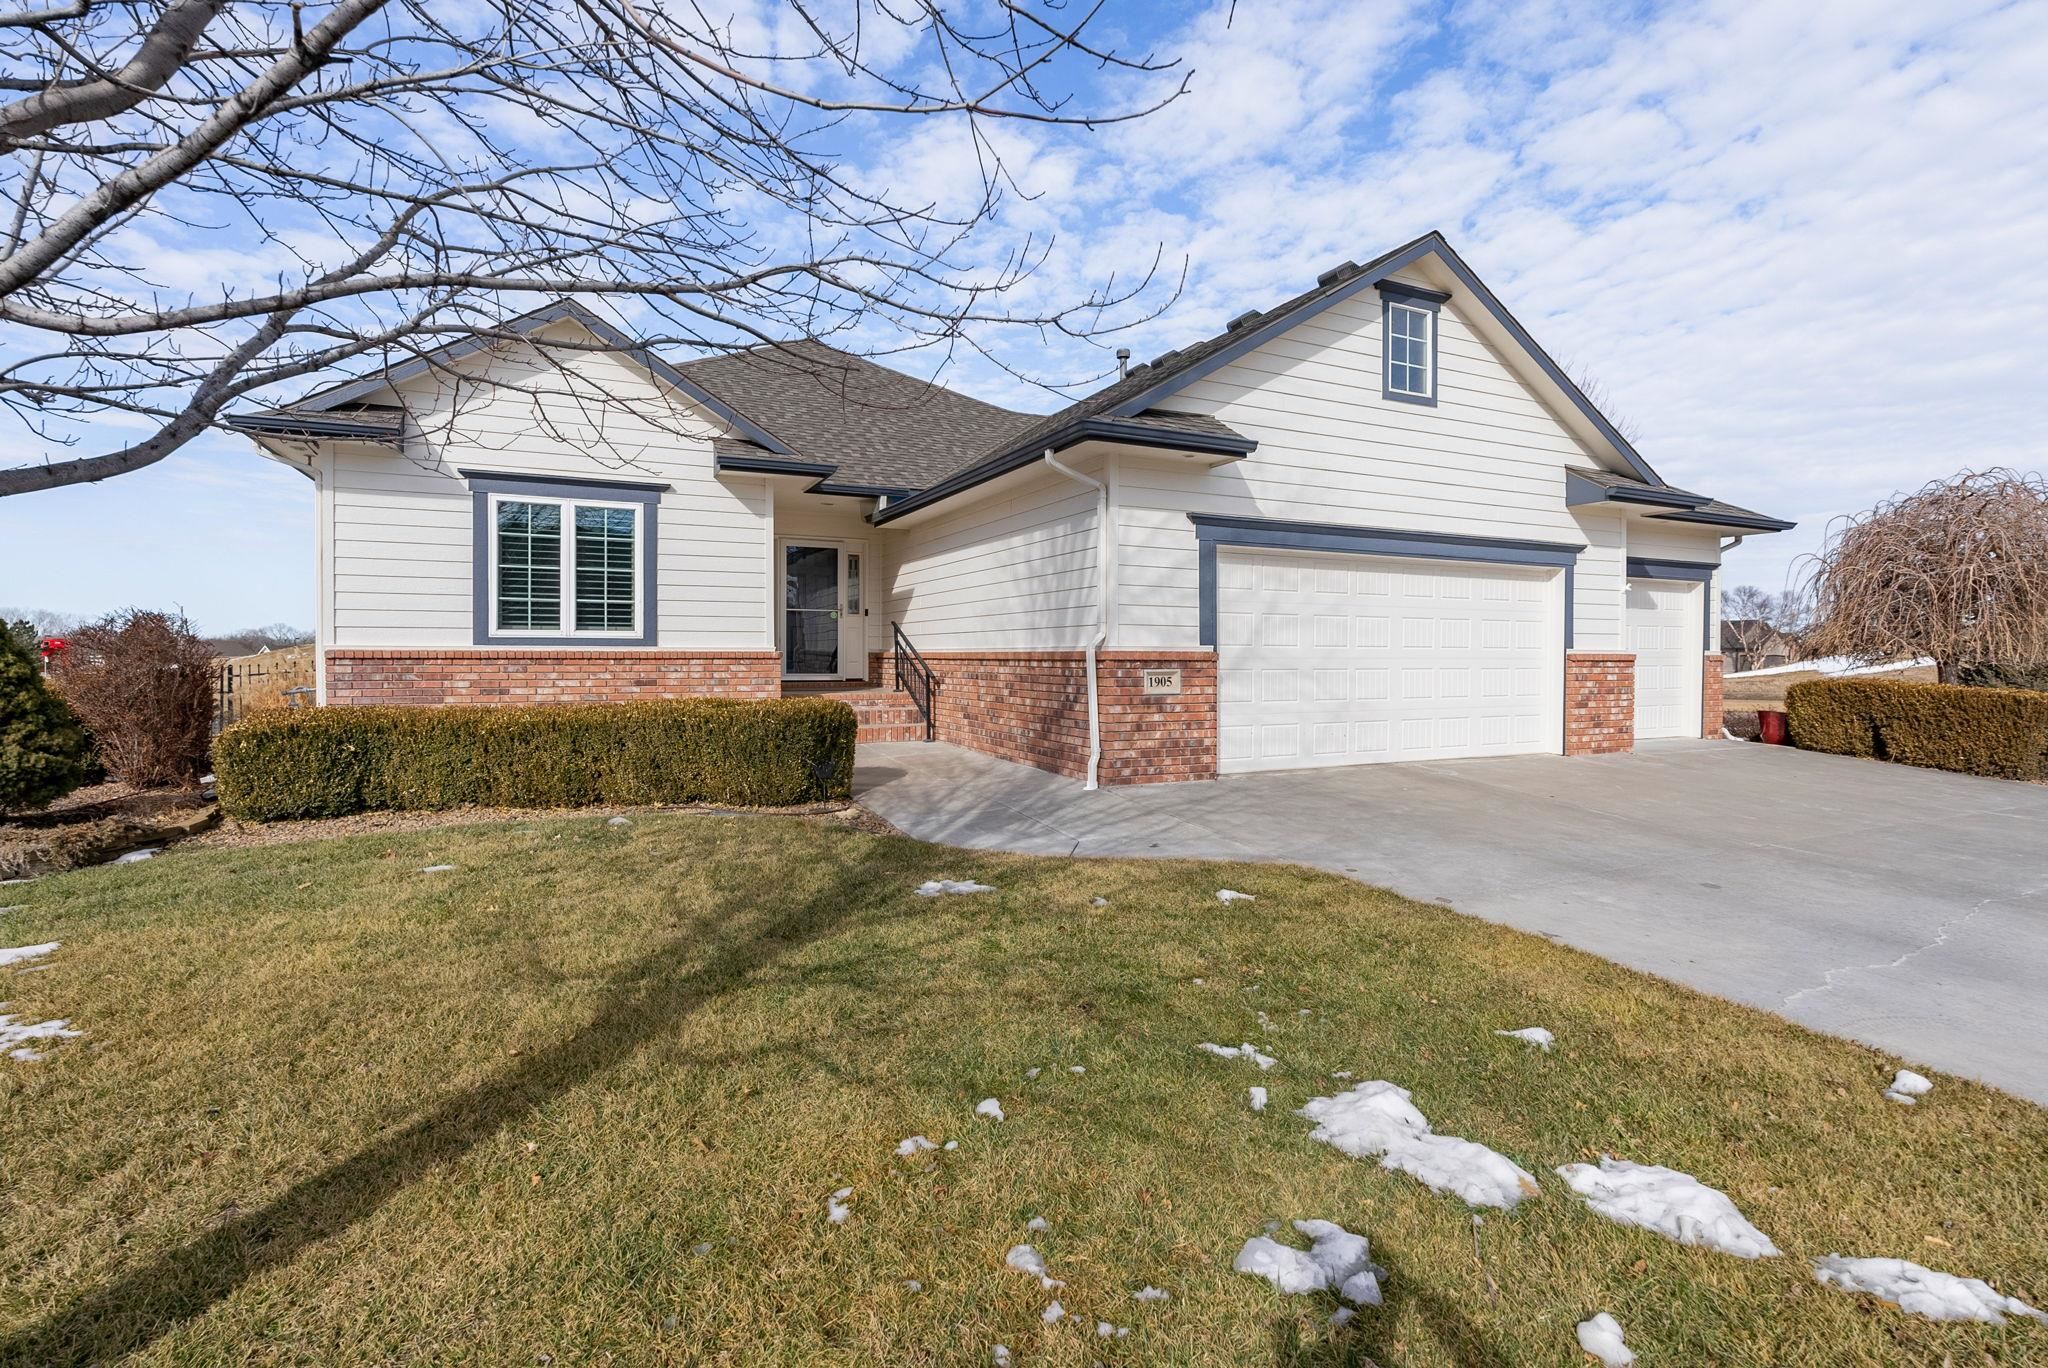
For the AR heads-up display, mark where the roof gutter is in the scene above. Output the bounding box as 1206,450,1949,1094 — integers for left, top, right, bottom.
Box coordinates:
873,416,1254,526
222,412,401,443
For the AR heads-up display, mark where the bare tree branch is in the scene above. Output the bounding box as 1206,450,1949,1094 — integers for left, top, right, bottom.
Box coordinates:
0,0,220,140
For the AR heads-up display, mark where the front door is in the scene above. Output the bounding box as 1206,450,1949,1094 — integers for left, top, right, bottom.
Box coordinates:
783,543,842,677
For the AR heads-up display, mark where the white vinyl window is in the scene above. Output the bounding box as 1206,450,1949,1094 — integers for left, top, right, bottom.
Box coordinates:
1386,301,1434,398
488,493,641,637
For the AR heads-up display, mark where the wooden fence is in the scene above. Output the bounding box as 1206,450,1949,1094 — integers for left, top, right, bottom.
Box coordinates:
214,644,316,728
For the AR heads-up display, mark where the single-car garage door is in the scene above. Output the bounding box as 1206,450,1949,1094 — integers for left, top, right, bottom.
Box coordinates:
1217,549,1560,773
1628,579,1702,740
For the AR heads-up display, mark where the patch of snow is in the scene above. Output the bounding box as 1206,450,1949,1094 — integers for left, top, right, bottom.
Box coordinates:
915,879,994,897
198,773,216,785
943,1140,958,1150
1132,1286,1170,1303
1884,1069,1933,1105
2,1009,83,1061
1575,1312,1635,1366
1495,1027,1554,1052
689,1241,713,1257
1248,1086,1267,1113
1005,1243,1063,1290
1094,1322,1130,1338
1,942,60,968
418,864,456,874
1026,1215,1049,1231
1091,896,1108,907
112,848,160,864
1024,1067,1041,1080
1725,655,1933,680
1234,1220,1385,1305
826,1187,853,1224
1191,977,1204,985
1297,1081,1541,1209
1040,1302,1064,1323
1329,1307,1355,1327
1555,1158,1780,1259
607,815,631,827
902,1278,922,1292
975,1097,1005,1121
1068,1065,1085,1074
1813,1255,2048,1324
895,1135,938,1157
1216,889,1255,904
1196,1041,1277,1070
991,1347,1011,1368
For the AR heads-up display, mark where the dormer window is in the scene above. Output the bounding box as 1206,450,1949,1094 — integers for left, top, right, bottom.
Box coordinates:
1381,284,1445,406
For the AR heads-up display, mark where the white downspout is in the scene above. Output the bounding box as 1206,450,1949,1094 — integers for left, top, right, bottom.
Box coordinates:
1043,448,1107,791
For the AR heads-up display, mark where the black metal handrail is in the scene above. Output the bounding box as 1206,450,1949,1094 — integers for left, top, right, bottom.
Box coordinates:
891,621,938,742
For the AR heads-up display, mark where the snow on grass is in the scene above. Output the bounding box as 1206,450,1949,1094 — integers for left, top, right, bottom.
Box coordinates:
902,1278,922,1292
1005,1243,1063,1290
915,879,994,897
1,942,60,968
1726,655,1934,679
1094,1322,1131,1338
1196,1041,1277,1070
1132,1286,1170,1303
1248,1086,1267,1113
1555,1158,1780,1259
419,865,457,874
1575,1312,1635,1366
1233,1219,1385,1305
1040,1301,1064,1323
1883,1069,1933,1105
1024,1067,1041,1080
1494,1027,1554,1052
606,816,631,827
826,1187,853,1224
2,1008,84,1061
1025,1216,1049,1232
1216,889,1255,904
991,1346,1011,1367
975,1097,1005,1121
1297,1081,1541,1209
1068,1065,1085,1074
1091,897,1108,907
1813,1255,2048,1324
894,1135,938,1157
112,848,160,864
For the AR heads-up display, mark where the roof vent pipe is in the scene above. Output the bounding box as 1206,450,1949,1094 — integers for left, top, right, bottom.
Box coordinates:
1115,347,1131,379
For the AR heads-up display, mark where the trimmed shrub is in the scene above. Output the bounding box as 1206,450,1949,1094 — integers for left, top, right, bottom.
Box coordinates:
0,622,91,812
213,697,858,821
56,609,216,787
1786,677,2048,780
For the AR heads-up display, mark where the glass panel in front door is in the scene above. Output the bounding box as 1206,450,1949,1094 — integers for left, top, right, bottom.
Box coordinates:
784,544,840,675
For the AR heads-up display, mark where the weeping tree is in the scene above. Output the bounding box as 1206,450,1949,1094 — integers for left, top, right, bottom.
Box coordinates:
0,1,1187,496
1803,469,2048,684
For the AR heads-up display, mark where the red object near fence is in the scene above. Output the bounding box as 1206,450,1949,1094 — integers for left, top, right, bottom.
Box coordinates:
1758,709,1789,745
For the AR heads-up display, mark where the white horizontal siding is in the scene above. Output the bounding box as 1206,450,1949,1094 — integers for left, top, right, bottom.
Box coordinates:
324,337,771,650
1112,287,1606,650
1626,518,1726,650
1571,508,1627,653
888,461,1101,650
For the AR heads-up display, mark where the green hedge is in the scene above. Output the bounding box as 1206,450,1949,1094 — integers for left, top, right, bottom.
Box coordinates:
1785,677,2048,781
214,698,858,821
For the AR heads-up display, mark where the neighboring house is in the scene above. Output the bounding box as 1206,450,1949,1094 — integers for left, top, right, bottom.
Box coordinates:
1721,619,1797,673
229,232,1791,786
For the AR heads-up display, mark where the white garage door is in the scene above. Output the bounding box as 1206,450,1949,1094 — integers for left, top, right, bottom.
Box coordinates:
1217,549,1560,774
1629,579,1702,740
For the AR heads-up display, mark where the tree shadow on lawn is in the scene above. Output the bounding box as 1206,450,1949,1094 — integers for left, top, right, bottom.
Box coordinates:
2,855,900,1367
1266,1235,1516,1368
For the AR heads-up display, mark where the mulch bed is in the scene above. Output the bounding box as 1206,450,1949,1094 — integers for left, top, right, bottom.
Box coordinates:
1,782,219,879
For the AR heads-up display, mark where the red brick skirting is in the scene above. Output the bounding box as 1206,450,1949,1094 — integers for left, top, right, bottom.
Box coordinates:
878,648,1217,784
325,649,782,706
1565,651,1634,756
1702,653,1725,739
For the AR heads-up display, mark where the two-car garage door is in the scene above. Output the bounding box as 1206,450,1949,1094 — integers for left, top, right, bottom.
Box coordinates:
1217,549,1560,773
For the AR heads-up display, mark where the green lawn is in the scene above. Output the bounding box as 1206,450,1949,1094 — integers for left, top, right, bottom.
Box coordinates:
2,811,2044,1365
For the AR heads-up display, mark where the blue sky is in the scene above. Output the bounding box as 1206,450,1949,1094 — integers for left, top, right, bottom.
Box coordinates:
3,0,2045,633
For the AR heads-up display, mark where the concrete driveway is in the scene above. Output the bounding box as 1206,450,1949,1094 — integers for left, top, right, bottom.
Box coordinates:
856,739,2048,1105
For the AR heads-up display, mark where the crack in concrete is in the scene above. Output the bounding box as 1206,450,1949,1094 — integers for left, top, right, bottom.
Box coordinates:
1781,883,2048,1006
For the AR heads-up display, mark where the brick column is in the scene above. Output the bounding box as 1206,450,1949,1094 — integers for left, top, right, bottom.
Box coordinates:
1702,653,1725,739
1565,652,1634,755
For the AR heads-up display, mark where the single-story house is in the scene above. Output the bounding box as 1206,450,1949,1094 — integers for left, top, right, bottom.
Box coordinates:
1720,619,1798,674
230,232,1791,786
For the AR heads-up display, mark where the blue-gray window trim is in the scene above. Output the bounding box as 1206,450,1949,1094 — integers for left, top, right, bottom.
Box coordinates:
1380,288,1440,408
465,470,661,646
1625,557,1717,649
1190,514,1583,649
